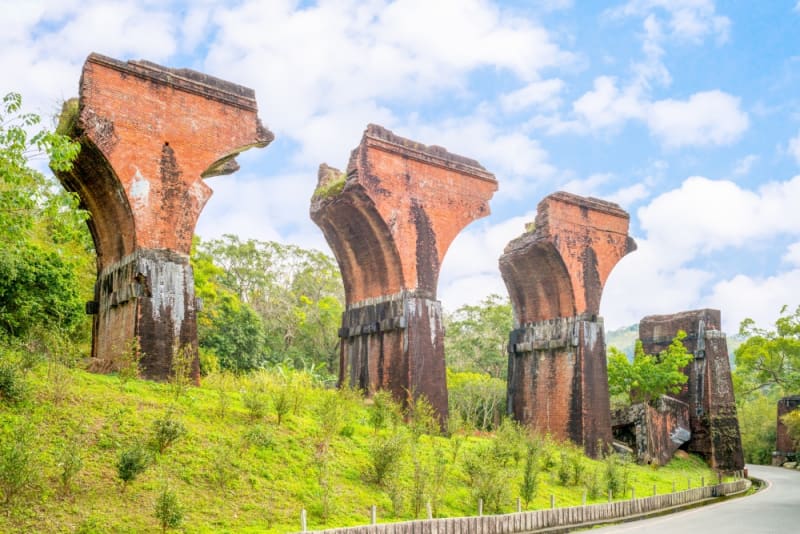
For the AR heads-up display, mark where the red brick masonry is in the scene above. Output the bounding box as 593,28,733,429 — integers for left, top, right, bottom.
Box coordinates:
501,192,636,457
311,125,497,422
639,309,744,471
56,53,272,380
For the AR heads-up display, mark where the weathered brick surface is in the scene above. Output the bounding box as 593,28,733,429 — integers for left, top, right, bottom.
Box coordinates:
501,192,636,457
311,125,497,422
612,396,691,465
639,309,745,471
775,395,800,464
56,53,272,380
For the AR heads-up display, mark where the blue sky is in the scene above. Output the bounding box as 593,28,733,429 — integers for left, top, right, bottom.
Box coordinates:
4,0,800,332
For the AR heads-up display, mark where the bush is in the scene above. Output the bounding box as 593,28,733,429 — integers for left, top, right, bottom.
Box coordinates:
56,435,83,496
520,442,541,508
242,378,269,421
367,432,405,486
154,486,183,532
117,444,150,490
462,444,511,514
368,390,402,432
0,360,26,404
0,420,37,504
150,413,186,455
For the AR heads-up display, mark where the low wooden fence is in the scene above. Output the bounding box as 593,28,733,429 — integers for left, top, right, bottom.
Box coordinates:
306,478,749,534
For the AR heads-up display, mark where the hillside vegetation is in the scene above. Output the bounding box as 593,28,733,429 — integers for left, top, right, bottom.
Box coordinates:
0,357,718,534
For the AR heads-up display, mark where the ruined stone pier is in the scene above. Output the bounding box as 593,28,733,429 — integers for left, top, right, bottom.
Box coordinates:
639,309,745,471
310,125,497,422
55,53,273,380
775,395,800,465
500,192,636,457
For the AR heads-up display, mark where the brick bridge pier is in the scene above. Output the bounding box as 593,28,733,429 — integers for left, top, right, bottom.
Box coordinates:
639,309,745,471
55,53,272,380
310,125,497,423
500,192,636,457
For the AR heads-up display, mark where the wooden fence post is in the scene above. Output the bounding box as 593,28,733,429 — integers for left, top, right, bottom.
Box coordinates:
301,509,307,533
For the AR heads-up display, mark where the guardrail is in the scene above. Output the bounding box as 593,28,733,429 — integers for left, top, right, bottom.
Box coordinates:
305,478,750,534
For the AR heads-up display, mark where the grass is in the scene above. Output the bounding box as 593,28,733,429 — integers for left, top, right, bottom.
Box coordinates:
0,364,722,533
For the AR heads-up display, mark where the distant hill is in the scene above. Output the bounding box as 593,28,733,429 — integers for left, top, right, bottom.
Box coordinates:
605,323,639,358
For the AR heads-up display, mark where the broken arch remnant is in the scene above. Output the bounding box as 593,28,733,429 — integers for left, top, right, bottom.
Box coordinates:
311,125,498,423
639,309,745,471
55,53,273,381
501,192,637,457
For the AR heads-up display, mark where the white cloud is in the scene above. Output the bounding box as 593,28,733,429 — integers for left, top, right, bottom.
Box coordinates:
732,154,758,176
438,213,535,311
601,238,713,329
606,183,650,207
646,91,749,148
562,172,614,197
0,0,182,114
638,175,800,267
403,115,557,198
782,242,800,266
572,76,644,129
603,174,800,331
204,0,571,165
708,271,800,333
500,79,564,113
788,131,800,165
606,0,731,44
795,1,800,13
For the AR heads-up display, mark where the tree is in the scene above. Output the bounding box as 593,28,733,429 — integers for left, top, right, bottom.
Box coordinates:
607,331,693,405
0,92,90,342
192,239,268,373
444,294,513,379
193,235,344,375
734,305,800,396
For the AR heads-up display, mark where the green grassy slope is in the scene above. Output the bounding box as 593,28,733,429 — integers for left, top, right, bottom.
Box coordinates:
0,365,720,533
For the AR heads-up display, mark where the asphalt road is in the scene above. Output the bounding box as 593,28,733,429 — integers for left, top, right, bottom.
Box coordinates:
588,465,800,534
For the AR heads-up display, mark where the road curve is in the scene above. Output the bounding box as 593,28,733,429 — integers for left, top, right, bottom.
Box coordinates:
588,465,800,534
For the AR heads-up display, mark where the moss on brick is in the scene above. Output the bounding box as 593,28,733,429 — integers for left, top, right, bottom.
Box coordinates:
313,172,347,200
56,98,80,137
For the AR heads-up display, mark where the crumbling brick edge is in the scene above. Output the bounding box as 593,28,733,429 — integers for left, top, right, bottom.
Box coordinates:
300,478,752,533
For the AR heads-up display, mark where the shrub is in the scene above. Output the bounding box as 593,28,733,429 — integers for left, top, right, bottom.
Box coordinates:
150,413,186,455
154,486,183,532
520,442,540,507
171,343,195,399
242,379,269,421
117,444,149,491
368,390,402,433
367,432,405,486
462,444,511,514
0,420,37,504
117,337,142,384
0,360,26,404
56,436,83,496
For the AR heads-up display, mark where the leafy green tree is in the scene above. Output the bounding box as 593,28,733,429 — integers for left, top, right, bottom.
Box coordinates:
734,305,800,396
194,235,343,375
445,294,512,379
607,331,693,405
192,239,268,373
0,92,89,341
